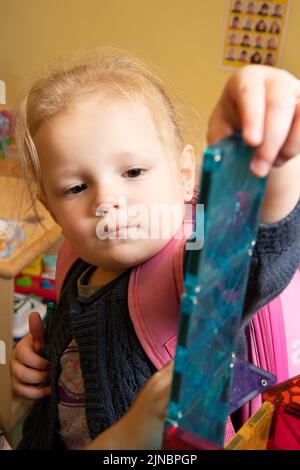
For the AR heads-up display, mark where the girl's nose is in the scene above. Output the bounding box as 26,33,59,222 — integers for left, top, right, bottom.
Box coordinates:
92,185,121,216
95,203,118,216
91,180,127,217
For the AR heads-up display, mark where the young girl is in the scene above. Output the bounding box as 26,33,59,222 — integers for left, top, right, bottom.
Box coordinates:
11,50,300,449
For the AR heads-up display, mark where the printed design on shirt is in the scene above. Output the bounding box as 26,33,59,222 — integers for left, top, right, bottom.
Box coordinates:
58,343,85,406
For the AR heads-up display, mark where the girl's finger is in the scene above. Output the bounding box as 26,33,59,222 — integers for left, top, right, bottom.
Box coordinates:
207,67,266,146
13,381,52,400
17,345,51,370
13,361,51,385
228,66,266,147
274,104,300,165
29,311,45,355
250,81,296,177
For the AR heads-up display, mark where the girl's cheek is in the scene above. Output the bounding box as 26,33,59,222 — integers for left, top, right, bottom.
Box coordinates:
53,209,76,232
64,213,91,236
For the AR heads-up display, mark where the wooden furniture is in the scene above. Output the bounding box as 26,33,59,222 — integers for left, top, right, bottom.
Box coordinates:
0,174,62,432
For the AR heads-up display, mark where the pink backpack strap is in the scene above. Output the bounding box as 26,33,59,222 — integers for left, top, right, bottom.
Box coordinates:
55,239,79,300
128,221,193,369
280,269,300,378
244,270,300,421
244,298,283,420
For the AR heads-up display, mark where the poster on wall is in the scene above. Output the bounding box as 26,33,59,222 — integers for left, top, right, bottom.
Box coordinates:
221,0,291,69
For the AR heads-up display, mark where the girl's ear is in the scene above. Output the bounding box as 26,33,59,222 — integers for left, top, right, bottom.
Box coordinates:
179,144,196,202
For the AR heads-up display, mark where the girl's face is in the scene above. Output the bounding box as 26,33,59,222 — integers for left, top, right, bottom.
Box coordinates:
34,97,195,272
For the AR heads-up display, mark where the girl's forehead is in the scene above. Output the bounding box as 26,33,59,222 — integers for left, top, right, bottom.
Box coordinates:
36,97,158,144
57,96,158,132
35,96,176,167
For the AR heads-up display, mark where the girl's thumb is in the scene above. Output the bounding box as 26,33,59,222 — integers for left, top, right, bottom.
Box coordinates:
28,311,45,356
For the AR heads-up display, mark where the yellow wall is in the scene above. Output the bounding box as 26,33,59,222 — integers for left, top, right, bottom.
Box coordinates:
0,0,300,126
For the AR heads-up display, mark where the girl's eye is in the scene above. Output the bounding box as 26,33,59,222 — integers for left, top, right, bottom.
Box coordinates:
65,183,88,195
124,168,145,178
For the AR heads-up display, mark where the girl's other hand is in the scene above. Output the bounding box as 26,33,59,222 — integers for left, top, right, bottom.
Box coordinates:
10,312,52,400
87,360,174,450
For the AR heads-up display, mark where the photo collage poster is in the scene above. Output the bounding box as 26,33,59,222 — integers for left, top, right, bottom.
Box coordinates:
221,0,291,68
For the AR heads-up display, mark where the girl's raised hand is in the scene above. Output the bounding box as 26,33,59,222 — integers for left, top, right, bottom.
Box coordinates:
207,65,300,178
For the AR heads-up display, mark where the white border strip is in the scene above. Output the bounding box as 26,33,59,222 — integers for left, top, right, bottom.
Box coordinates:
0,80,6,104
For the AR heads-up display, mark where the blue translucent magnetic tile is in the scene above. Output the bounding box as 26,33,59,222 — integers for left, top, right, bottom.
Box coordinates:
164,133,267,447
229,357,276,414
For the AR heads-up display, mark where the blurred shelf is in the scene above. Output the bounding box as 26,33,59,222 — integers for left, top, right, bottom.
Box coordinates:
0,174,62,432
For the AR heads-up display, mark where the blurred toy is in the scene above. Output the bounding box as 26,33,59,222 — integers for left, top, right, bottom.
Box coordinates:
42,254,57,279
225,401,274,450
267,406,300,450
225,375,300,450
15,273,56,301
0,218,25,258
262,374,300,413
263,374,300,449
229,357,276,414
21,255,43,276
0,110,17,159
164,426,222,450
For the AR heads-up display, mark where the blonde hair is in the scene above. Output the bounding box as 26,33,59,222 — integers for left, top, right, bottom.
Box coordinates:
16,47,204,204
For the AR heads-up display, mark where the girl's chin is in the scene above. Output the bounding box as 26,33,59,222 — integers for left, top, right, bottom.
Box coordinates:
92,247,161,270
